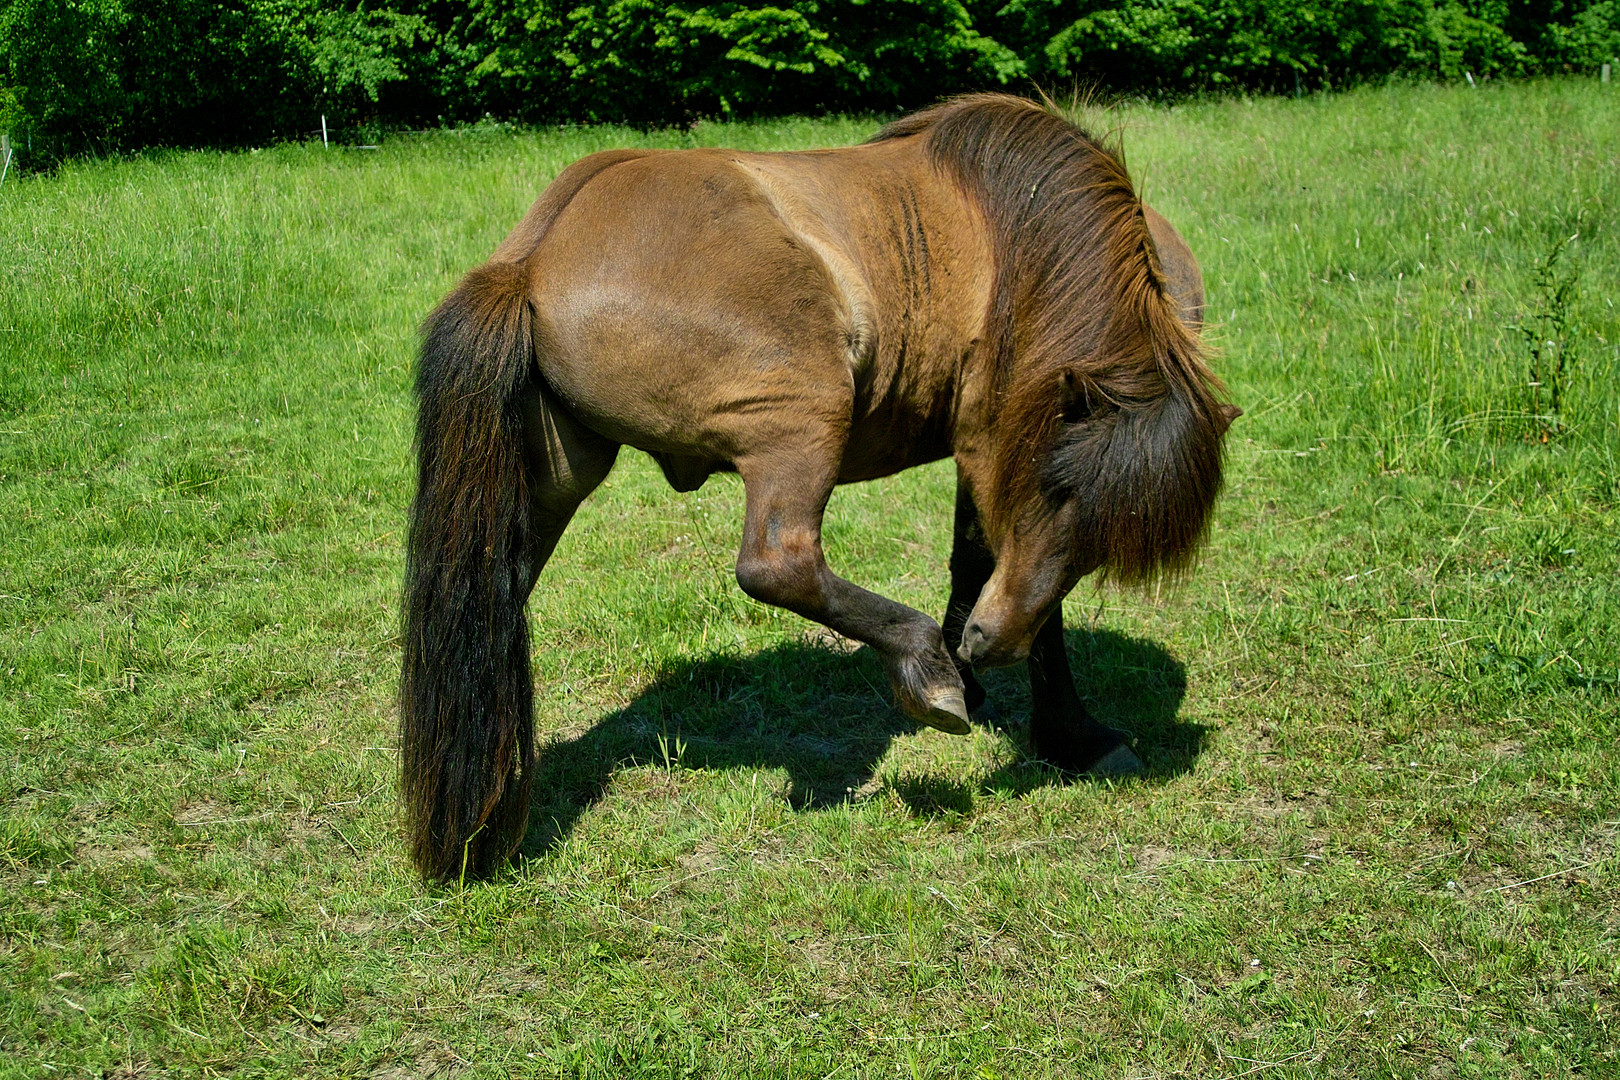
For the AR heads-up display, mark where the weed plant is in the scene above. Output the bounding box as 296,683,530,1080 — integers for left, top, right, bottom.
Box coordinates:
0,82,1616,1077
1509,231,1584,438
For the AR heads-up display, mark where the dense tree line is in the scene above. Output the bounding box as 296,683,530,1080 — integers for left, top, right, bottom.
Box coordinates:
3,0,1617,156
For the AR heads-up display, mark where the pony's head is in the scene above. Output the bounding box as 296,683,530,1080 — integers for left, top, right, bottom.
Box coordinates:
960,353,1240,667
879,95,1239,666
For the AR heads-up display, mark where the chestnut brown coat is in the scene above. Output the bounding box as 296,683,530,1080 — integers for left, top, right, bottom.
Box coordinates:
400,95,1237,881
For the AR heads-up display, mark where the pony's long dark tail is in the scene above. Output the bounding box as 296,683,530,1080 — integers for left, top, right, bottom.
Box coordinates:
400,260,537,882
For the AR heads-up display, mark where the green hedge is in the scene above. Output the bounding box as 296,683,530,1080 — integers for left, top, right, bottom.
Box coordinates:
492,0,1020,122
0,0,427,152
3,0,1618,156
1007,0,1620,88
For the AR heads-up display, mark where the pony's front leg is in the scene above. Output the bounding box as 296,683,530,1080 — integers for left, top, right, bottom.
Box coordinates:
942,477,994,719
1027,608,1143,776
945,477,1142,775
733,453,970,735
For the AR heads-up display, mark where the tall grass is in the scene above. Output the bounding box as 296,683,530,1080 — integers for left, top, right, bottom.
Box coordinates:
0,82,1615,1078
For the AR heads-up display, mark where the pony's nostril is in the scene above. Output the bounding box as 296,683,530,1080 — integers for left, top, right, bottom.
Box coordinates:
958,621,988,663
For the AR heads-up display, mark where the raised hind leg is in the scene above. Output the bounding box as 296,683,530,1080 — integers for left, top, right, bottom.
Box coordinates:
946,476,1141,775
519,376,619,595
732,447,970,735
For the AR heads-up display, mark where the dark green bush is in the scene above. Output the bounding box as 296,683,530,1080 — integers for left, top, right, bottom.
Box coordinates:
0,0,425,155
997,0,1536,90
2,0,1616,156
464,0,1019,123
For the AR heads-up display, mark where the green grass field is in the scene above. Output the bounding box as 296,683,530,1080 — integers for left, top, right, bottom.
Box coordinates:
2,79,1616,1078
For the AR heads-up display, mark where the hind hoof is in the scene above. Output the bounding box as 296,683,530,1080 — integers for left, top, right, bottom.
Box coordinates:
1087,744,1144,778
920,688,971,735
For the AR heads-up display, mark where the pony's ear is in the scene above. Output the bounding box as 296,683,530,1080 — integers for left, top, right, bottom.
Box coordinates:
1060,369,1093,423
1216,402,1242,434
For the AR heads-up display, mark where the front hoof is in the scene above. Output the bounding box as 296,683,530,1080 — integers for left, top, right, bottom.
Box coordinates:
889,623,971,735
1031,716,1139,776
1086,743,1144,778
920,687,971,736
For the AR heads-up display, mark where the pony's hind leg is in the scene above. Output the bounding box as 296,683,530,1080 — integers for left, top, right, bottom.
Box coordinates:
518,377,620,594
732,450,970,735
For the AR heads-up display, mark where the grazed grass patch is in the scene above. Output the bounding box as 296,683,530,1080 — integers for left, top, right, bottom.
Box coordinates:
1,81,1616,1077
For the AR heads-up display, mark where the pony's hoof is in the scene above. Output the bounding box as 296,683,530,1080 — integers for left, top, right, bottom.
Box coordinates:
920,688,971,735
1088,744,1144,778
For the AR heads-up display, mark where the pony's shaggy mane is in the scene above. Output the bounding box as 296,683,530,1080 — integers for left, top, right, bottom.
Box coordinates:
874,94,1230,583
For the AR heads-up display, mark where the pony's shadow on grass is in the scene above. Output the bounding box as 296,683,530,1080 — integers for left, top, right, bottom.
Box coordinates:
518,628,1207,859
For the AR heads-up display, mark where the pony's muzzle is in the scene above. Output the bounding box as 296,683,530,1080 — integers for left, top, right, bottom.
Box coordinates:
957,618,1029,669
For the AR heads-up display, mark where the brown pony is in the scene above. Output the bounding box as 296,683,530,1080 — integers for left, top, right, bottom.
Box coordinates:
400,94,1238,881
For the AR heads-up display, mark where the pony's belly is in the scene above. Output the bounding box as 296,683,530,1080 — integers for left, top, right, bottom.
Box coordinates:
835,423,951,483
533,314,857,463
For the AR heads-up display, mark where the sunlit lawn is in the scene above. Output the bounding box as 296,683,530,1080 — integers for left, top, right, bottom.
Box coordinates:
1,79,1616,1077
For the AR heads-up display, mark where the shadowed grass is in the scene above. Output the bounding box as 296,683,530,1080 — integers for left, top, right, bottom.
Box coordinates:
1,82,1616,1077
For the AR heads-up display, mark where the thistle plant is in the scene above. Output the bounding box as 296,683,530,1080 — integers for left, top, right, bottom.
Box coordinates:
1509,233,1582,439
